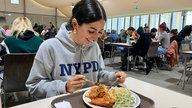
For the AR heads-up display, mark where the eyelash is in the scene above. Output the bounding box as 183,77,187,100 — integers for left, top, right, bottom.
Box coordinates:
88,30,95,34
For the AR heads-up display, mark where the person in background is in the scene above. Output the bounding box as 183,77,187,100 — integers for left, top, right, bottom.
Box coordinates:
150,28,157,41
144,23,150,33
157,22,170,55
119,29,126,43
1,17,43,54
170,29,178,42
49,21,55,29
170,29,183,52
178,25,192,40
97,33,106,59
0,16,43,103
26,0,126,99
2,25,11,36
108,29,119,42
127,27,135,39
0,16,7,38
40,26,49,39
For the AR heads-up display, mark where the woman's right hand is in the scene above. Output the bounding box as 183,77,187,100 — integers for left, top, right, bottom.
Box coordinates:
66,75,86,93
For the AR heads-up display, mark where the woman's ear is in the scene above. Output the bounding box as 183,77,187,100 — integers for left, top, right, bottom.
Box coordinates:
72,18,78,29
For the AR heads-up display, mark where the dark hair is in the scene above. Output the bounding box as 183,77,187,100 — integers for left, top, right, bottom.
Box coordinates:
127,27,135,31
159,22,167,31
137,26,144,35
151,28,157,32
170,29,178,35
67,0,107,30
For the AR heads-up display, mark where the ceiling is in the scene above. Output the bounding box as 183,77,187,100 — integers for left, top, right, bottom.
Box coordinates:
33,0,192,18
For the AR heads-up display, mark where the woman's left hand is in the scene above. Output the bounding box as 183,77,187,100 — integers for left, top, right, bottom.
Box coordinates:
115,71,126,83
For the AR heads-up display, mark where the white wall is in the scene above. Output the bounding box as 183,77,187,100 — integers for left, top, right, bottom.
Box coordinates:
25,0,55,16
0,0,67,28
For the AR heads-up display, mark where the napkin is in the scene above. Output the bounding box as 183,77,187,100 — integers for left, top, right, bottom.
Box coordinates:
54,100,72,108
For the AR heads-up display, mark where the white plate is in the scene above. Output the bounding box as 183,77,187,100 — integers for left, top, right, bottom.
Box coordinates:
82,89,141,108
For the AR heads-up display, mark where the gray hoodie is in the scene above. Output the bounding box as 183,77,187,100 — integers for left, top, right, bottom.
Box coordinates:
26,23,116,99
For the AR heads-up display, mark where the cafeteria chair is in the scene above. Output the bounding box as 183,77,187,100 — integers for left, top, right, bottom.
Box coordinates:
177,40,192,89
1,53,35,108
132,42,159,74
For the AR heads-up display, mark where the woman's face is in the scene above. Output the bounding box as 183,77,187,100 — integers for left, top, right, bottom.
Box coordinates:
72,19,105,46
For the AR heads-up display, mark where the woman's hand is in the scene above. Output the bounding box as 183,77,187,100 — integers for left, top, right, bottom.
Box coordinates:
66,75,86,93
115,71,126,83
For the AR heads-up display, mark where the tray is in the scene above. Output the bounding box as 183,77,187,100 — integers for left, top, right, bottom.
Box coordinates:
51,90,155,108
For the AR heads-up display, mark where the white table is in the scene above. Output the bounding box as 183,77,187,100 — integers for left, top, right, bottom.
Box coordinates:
11,77,192,108
110,43,132,71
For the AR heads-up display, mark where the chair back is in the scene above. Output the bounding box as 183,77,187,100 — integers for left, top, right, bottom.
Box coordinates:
2,53,35,93
180,40,191,51
147,42,159,58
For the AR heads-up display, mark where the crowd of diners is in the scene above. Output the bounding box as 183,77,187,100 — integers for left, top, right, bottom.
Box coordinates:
97,22,192,73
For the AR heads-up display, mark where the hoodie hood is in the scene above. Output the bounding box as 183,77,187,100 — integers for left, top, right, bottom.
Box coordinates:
17,30,35,40
55,23,95,53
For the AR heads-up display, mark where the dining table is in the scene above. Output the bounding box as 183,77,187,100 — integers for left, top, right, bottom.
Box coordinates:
10,77,192,108
110,43,133,71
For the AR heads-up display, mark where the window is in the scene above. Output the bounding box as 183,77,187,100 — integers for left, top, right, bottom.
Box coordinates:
160,13,171,29
118,17,124,34
150,14,159,30
186,11,192,25
172,12,183,32
11,0,19,4
106,18,111,31
112,18,118,31
132,16,140,29
140,15,149,27
125,16,131,30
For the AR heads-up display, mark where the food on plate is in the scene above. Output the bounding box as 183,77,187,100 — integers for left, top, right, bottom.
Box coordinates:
86,85,116,107
109,87,135,108
86,85,135,108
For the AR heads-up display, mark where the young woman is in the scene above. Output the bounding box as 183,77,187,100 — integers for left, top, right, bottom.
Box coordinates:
26,0,126,99
1,17,43,54
157,22,170,55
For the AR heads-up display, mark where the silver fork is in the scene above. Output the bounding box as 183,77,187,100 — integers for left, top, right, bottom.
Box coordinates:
110,78,120,87
85,78,100,86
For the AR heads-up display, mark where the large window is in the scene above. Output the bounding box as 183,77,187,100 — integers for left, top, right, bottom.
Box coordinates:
118,17,125,34
132,16,140,29
186,11,192,25
106,18,112,31
172,12,183,32
150,14,159,30
124,16,131,30
140,15,149,27
112,18,118,31
160,13,171,29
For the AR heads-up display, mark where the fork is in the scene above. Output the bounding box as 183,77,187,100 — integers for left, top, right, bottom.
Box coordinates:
85,78,100,86
110,78,120,87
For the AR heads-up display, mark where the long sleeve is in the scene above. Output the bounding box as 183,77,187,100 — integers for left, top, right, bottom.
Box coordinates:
26,45,67,99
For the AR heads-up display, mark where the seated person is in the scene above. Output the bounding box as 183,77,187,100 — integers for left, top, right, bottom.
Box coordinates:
108,30,119,42
1,17,43,54
121,29,151,71
150,28,157,40
170,29,182,52
157,22,170,55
